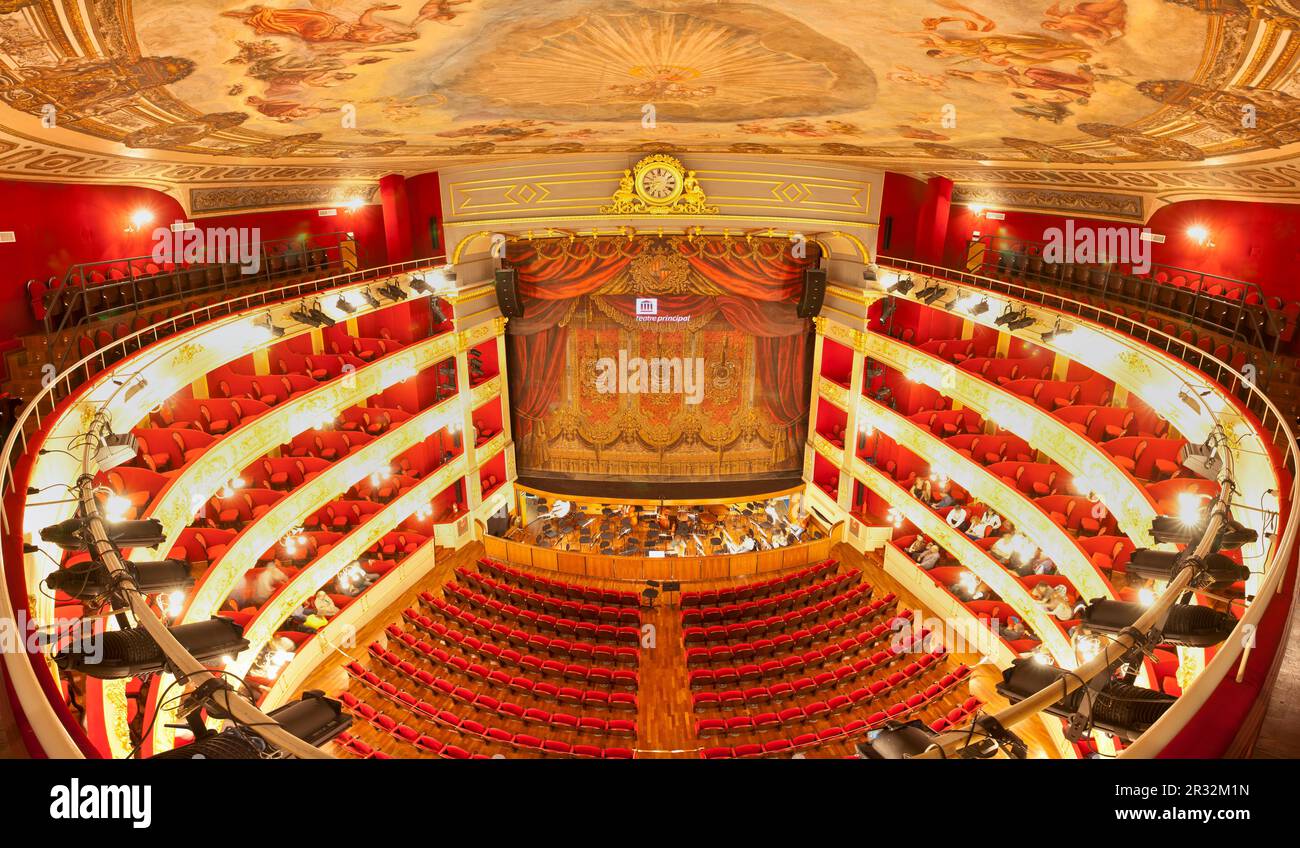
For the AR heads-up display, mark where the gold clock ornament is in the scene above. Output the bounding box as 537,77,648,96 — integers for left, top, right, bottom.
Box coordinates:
602,154,718,215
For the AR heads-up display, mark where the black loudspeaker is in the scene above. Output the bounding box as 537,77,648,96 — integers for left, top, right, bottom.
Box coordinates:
494,268,524,317
797,268,827,318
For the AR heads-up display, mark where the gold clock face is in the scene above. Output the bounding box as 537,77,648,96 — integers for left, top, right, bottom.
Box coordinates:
636,163,683,204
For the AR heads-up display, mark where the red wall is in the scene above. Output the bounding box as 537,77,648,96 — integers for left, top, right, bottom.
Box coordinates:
877,172,928,260
0,181,186,338
196,203,387,269
405,172,446,261
1145,199,1300,297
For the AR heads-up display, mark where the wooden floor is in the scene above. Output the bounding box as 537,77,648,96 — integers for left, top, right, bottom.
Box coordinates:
296,538,1065,759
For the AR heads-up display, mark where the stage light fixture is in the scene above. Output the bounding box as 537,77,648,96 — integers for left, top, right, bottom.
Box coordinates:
408,274,433,296
1178,389,1202,414
856,720,939,759
888,276,915,296
1081,599,1238,647
41,516,164,551
93,432,138,471
290,300,335,328
862,264,879,284
335,295,357,314
440,264,457,285
361,288,381,309
430,300,449,325
1007,313,1036,331
123,377,147,403
149,727,264,759
1040,319,1073,344
379,280,408,301
916,285,948,305
265,690,352,746
1126,548,1249,586
256,312,286,340
54,617,249,679
966,298,990,316
996,658,1176,741
44,557,194,602
1179,440,1223,480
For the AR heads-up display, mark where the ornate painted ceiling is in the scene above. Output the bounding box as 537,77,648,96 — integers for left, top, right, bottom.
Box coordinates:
0,0,1298,215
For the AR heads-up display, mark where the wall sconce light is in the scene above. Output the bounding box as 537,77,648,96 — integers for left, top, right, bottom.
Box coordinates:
126,208,154,233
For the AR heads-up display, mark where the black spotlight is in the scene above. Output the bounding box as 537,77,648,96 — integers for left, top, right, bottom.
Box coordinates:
855,720,938,759
995,307,1028,328
408,275,433,296
290,301,335,328
968,299,990,316
54,617,249,679
1007,313,1036,331
361,288,381,309
149,727,265,759
257,313,286,339
1126,549,1248,586
863,264,879,284
997,658,1176,741
888,276,915,295
378,280,408,301
265,690,352,746
1040,320,1073,344
45,558,193,602
41,517,165,551
1081,599,1238,648
335,295,357,314
430,299,449,325
918,285,948,305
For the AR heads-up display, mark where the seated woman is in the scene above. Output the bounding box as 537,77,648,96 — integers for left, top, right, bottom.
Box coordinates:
965,509,1002,539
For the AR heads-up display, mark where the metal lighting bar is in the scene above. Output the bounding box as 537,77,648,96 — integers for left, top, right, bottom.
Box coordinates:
913,428,1234,759
77,422,329,759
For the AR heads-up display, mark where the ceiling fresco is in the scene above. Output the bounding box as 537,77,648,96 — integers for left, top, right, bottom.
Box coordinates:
0,0,1298,212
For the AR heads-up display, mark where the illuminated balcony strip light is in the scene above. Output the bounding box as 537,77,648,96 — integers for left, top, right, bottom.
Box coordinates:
855,330,1159,547
856,396,1114,604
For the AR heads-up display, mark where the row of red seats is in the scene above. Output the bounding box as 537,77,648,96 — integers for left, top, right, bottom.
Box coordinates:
433,586,642,647
684,591,894,653
698,697,983,759
455,567,642,625
476,558,640,607
696,661,962,734
680,570,861,624
687,618,912,688
344,671,637,738
338,694,633,758
680,559,840,607
683,593,896,649
401,607,640,685
693,652,961,710
383,625,637,710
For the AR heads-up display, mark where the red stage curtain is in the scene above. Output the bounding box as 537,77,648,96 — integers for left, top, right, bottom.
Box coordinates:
508,241,641,300
678,240,817,301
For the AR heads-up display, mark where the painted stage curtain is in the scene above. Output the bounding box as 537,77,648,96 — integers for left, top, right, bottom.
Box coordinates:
505,239,818,465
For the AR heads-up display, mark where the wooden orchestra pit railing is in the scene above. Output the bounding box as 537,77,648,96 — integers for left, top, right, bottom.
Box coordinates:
482,534,835,586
